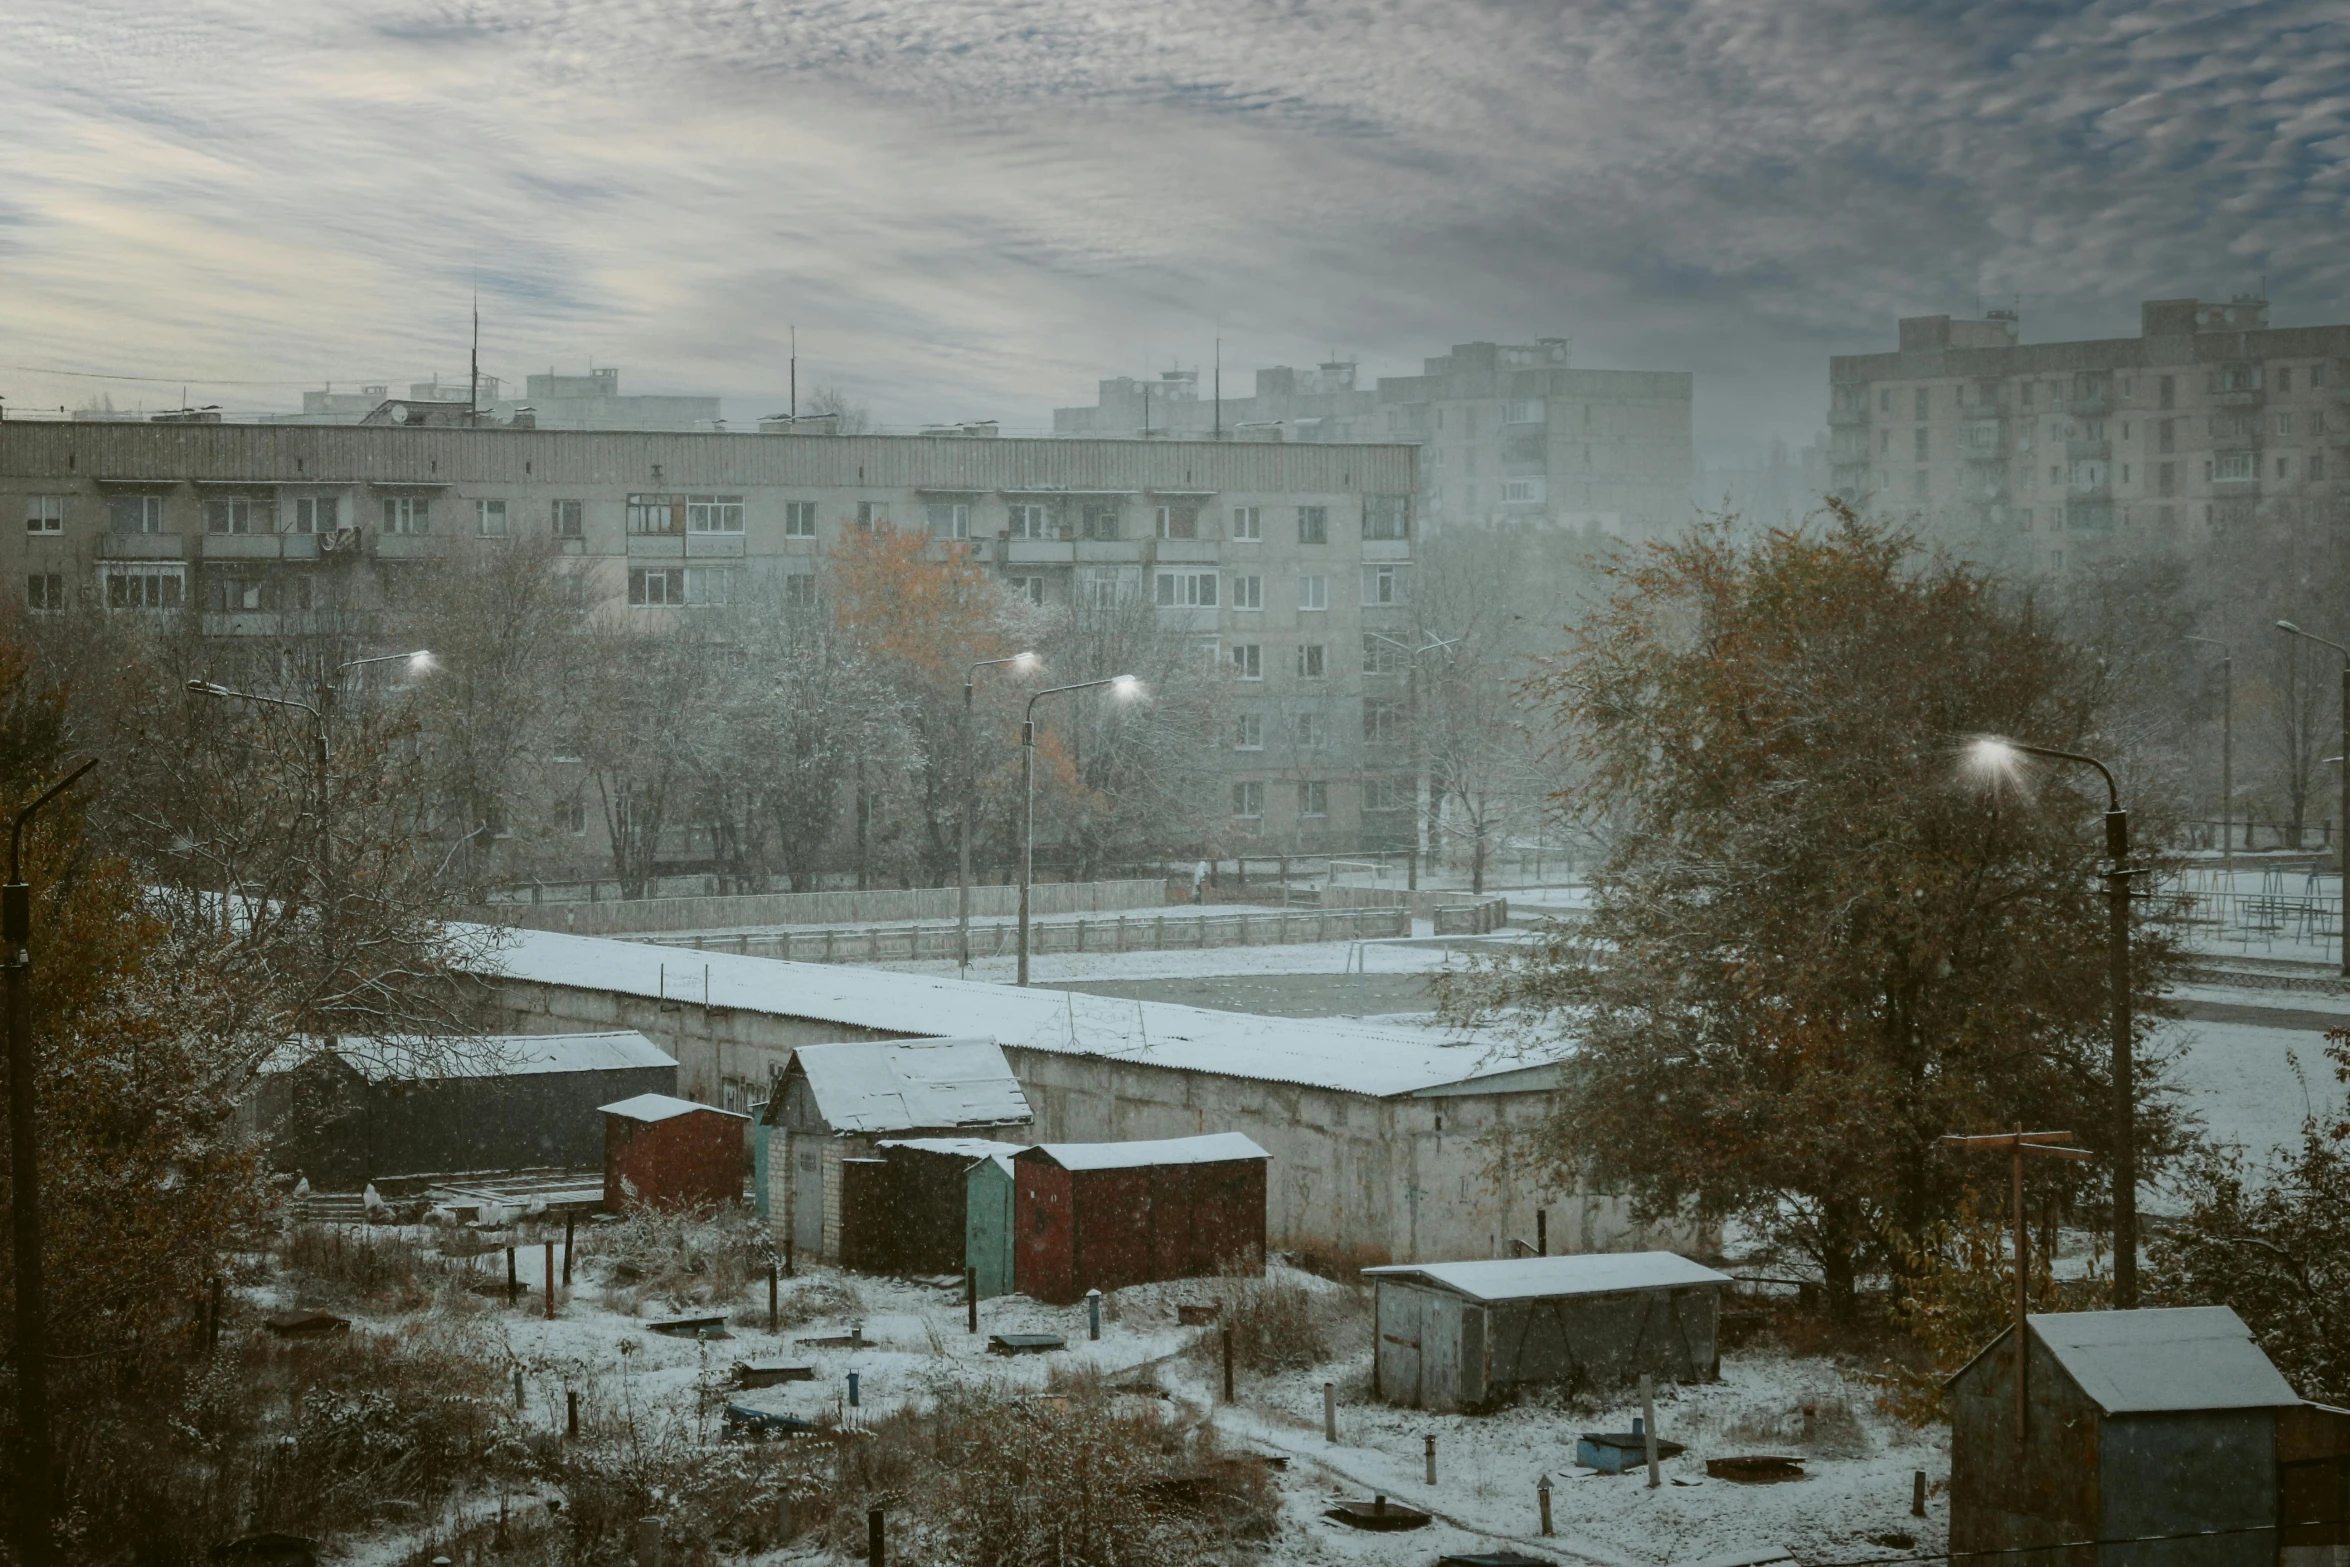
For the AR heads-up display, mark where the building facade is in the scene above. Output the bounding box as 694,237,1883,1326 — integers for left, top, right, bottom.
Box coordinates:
1828,297,2350,574
1055,340,1693,541
2,421,1418,856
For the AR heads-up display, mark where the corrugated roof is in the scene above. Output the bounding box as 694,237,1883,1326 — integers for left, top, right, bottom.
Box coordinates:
278,1029,674,1084
1022,1133,1269,1171
602,1092,744,1124
2031,1307,2298,1414
792,1038,1032,1133
1361,1251,1733,1303
877,1136,1032,1161
465,926,1556,1099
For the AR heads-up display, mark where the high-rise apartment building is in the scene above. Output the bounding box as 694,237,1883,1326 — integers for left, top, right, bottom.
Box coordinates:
2,421,1417,859
1056,340,1693,541
1829,297,2348,573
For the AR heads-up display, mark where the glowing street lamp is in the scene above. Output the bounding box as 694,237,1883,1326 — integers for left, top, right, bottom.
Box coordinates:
1019,676,1142,986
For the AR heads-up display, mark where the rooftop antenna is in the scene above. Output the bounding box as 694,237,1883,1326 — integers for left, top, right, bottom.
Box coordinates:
789,323,797,422
1213,337,1222,440
468,289,480,423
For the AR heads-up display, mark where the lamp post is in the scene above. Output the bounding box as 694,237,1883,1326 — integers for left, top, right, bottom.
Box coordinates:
960,652,1038,974
6,757,97,1567
2274,622,2350,978
2187,637,2233,881
1968,737,2140,1309
1364,632,1460,889
1018,676,1140,987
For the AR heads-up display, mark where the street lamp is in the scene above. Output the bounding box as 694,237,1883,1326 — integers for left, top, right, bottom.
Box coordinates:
1018,676,1142,986
2273,621,2350,978
1364,631,1460,891
2187,637,2233,881
6,756,96,1567
961,651,1039,973
1967,735,2142,1309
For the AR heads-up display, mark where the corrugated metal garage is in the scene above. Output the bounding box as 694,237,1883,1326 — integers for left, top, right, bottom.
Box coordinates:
602,1094,750,1210
1013,1133,1268,1305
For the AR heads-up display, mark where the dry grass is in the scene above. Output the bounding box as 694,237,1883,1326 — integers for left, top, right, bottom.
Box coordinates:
580,1203,772,1316
279,1221,445,1312
1185,1267,1366,1376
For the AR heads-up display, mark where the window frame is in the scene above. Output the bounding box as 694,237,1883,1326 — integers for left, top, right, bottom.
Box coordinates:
1298,574,1328,612
1296,780,1329,819
1230,644,1263,680
1296,505,1328,545
1154,569,1219,608
1231,780,1265,819
1230,506,1262,542
99,562,185,610
475,498,510,538
627,566,688,607
24,495,65,536
1297,643,1326,679
686,495,745,534
782,500,818,538
382,496,432,535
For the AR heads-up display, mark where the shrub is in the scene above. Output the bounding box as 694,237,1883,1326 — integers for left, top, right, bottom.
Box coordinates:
584,1203,770,1314
1878,1200,2106,1422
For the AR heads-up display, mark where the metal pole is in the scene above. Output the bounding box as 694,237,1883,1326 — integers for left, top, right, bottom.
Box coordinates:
6,757,95,1567
2107,805,2136,1309
1323,1380,1337,1443
2012,1131,2027,1441
1018,716,1035,987
2338,661,2347,976
959,674,975,973
2221,653,2234,880
1641,1375,1659,1487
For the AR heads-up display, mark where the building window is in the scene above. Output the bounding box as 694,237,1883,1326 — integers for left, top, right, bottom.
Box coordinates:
2277,457,2291,481
554,796,587,835
1296,780,1329,818
1363,776,1412,813
926,501,971,540
782,573,818,608
1298,574,1328,611
2157,463,2175,497
2214,452,2256,482
855,501,885,529
2158,419,2174,453
2312,456,2327,482
2020,382,2035,409
552,499,584,538
1503,399,1545,425
2159,375,2175,409
208,574,267,612
1081,573,1132,609
2018,509,2034,532
783,501,818,538
475,499,509,537
2275,413,2295,437
101,563,184,609
206,496,272,535
1006,575,1046,605
1230,644,1262,680
687,495,745,534
25,573,64,612
1231,781,1264,818
2279,367,2295,394
1297,644,1326,678
1363,633,1407,674
1879,389,1891,413
1231,506,1261,541
1913,470,1929,497
1363,564,1408,606
628,567,686,607
1080,502,1122,541
288,496,338,534
1501,477,1545,505
1155,505,1198,540
627,493,684,534
1912,429,1929,462
684,566,738,605
1294,711,1329,749
1914,388,1929,421
1363,699,1405,746
1233,713,1263,750
382,496,431,535
1232,574,1263,610
1155,570,1218,608
108,494,163,534
1297,506,1328,545
1008,503,1050,540
1364,494,1410,540
24,495,64,536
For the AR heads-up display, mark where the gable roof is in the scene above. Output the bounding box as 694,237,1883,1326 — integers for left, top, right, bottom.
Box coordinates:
1019,1132,1269,1171
272,1030,675,1084
877,1136,1032,1161
1361,1251,1733,1304
2030,1306,2298,1414
464,925,1560,1099
601,1092,745,1124
788,1038,1032,1134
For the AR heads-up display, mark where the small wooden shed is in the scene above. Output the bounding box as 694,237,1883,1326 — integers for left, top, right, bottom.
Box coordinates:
761,1038,1032,1265
601,1094,750,1211
1948,1306,2333,1567
1013,1133,1269,1306
850,1138,1030,1276
969,1152,1019,1301
1363,1252,1731,1411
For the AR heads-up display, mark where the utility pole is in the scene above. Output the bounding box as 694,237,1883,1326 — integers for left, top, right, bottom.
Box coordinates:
789,323,797,422
2189,637,2233,878
468,292,480,425
7,756,98,1567
1941,1128,2090,1440
1213,338,1221,439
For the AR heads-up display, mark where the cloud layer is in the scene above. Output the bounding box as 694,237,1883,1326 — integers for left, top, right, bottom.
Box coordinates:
1,0,2344,458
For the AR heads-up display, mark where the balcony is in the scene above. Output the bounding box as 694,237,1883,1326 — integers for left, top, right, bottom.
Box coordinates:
371,532,439,560
96,532,189,561
1002,539,1076,565
1827,397,1868,428
2067,438,2111,462
2066,391,2114,418
2215,387,2267,410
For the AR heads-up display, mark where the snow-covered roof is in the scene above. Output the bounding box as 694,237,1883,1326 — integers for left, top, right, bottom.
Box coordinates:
2029,1306,2297,1414
877,1136,1032,1161
601,1092,744,1124
1022,1133,1269,1171
791,1038,1032,1133
463,925,1556,1098
1361,1251,1733,1303
273,1029,674,1084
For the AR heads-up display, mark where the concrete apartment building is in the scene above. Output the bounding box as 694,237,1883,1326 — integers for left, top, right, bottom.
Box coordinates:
1056,339,1694,541
1828,296,2349,574
273,367,722,431
2,420,1418,858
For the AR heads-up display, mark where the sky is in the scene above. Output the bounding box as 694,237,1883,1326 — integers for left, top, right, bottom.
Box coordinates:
1,0,2345,465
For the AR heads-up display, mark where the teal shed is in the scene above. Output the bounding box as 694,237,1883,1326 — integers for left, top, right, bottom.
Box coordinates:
968,1152,1019,1300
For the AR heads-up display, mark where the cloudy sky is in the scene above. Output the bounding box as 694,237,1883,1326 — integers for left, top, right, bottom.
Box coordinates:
1,0,2344,463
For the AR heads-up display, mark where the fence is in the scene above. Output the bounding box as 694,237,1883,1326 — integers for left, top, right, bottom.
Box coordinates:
639,903,1412,965
474,878,1169,936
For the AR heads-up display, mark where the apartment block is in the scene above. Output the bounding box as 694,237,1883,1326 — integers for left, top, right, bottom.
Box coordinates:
2,421,1418,855
1056,340,1693,541
1828,297,2350,573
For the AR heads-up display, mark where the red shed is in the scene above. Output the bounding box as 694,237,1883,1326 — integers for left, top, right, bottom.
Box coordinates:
601,1093,750,1211
1013,1133,1268,1305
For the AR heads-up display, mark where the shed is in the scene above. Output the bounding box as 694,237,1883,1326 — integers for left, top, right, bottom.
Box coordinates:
1013,1133,1268,1305
969,1152,1019,1301
247,1031,676,1189
1361,1252,1731,1411
859,1138,1030,1277
760,1038,1032,1264
602,1094,750,1211
1947,1306,2324,1567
